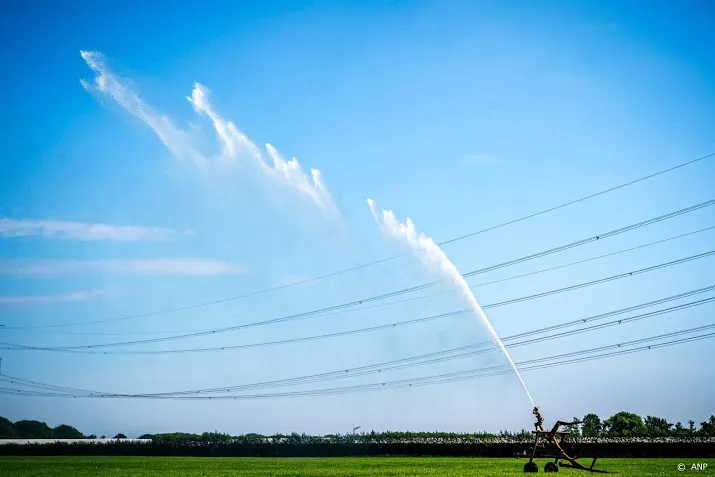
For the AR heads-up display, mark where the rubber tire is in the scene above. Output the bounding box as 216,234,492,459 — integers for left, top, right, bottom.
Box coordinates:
544,462,558,473
524,461,539,473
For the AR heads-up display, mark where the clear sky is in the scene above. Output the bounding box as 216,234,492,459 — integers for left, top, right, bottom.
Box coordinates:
0,0,714,437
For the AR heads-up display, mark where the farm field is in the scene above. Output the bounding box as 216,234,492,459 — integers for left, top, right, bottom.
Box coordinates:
0,456,705,476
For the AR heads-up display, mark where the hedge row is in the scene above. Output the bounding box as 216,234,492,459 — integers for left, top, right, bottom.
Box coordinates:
1,440,713,458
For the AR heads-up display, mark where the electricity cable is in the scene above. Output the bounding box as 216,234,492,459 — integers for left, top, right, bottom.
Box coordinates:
6,198,714,332
3,282,714,355
6,224,713,338
1,325,711,399
11,187,715,330
4,249,713,350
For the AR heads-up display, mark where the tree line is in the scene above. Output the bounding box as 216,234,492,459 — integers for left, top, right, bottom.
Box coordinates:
0,417,126,440
2,411,714,440
568,412,715,438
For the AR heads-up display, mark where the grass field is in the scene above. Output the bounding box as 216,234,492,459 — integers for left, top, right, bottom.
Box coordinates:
0,456,707,476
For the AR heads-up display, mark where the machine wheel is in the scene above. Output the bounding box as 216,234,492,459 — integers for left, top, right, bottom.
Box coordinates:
544,462,558,473
524,461,539,473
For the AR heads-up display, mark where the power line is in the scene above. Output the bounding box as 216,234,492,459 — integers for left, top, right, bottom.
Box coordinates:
471,224,715,286
80,298,715,393
461,199,715,278
4,281,713,355
440,152,715,245
3,250,713,351
270,236,715,328
376,331,715,399
2,325,712,400
271,327,715,400
6,224,713,338
87,150,708,316
72,297,715,395
0,375,98,395
3,292,712,397
9,198,715,331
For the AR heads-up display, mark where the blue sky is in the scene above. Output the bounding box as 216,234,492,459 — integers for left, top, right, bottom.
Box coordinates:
0,0,714,437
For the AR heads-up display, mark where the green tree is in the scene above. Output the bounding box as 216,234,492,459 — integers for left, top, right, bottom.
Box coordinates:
152,433,200,443
688,420,696,433
139,434,153,439
86,434,97,439
563,417,581,439
53,424,83,439
0,417,15,438
644,416,672,436
113,433,127,439
700,416,715,436
14,420,53,438
581,413,602,437
200,432,232,444
603,412,646,437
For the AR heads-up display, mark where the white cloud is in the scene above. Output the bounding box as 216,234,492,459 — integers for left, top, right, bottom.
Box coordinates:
0,259,249,277
80,51,339,217
0,218,180,242
0,290,105,306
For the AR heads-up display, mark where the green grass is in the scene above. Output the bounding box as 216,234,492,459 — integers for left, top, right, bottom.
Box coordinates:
1,456,710,476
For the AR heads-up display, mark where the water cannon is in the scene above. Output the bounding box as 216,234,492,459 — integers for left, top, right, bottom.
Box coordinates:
521,408,608,473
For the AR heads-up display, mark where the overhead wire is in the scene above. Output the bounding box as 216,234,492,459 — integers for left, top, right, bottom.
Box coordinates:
0,225,715,338
2,249,713,351
4,224,713,338
4,153,712,329
1,295,713,396
2,155,713,402
2,324,712,400
82,296,715,395
3,280,714,355
189,224,715,334
5,198,715,332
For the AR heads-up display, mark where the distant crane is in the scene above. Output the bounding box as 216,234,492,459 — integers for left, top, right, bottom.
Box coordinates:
352,425,361,434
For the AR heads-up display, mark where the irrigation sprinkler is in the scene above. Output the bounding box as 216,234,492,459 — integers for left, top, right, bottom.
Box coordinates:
520,407,608,473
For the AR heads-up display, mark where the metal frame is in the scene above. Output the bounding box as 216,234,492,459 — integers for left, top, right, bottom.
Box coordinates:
521,407,608,473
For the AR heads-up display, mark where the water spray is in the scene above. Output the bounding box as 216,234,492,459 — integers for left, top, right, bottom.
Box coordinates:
367,199,535,407
366,199,611,473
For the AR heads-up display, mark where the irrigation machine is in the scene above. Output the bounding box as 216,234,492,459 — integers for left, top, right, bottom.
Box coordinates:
521,407,607,473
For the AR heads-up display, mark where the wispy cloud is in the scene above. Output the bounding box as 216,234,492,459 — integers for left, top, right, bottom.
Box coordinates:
0,259,249,277
0,218,183,242
80,51,339,217
0,290,106,306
